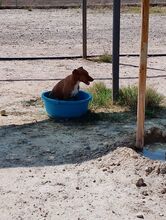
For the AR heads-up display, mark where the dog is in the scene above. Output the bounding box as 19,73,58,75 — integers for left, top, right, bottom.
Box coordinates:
50,67,94,100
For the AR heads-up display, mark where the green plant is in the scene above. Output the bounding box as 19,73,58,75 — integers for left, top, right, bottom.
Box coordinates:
24,5,32,11
145,87,164,108
99,53,112,63
121,6,166,15
121,6,141,14
87,83,164,118
150,7,166,14
118,85,164,115
118,86,138,111
87,82,112,110
89,53,112,63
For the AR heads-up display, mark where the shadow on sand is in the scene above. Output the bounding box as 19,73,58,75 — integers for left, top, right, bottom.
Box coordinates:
0,111,135,169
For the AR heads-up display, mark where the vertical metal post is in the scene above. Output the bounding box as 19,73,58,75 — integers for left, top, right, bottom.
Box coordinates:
82,0,87,58
112,0,121,103
136,0,150,150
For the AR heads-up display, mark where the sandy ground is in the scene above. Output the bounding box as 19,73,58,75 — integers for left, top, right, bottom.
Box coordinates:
0,9,166,220
0,9,166,57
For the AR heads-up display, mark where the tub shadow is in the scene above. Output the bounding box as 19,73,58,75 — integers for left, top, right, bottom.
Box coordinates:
0,111,134,169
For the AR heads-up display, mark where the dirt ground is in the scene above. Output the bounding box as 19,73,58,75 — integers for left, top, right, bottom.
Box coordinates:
0,9,166,220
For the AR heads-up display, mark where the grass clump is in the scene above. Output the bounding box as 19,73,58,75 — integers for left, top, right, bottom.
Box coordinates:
150,6,166,14
121,6,141,14
99,53,112,63
89,53,112,63
87,82,112,110
118,85,164,116
118,86,138,111
87,83,164,117
121,6,166,15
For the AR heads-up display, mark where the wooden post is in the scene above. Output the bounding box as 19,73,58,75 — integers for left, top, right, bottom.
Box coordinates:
136,0,150,149
82,0,87,59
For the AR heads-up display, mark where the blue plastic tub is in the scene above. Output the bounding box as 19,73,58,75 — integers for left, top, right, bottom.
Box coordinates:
41,90,92,118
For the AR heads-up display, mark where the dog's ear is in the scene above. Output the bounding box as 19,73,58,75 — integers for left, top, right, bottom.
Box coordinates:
72,69,79,79
78,67,83,70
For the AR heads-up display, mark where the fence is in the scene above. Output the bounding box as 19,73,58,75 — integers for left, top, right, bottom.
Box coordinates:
0,0,166,8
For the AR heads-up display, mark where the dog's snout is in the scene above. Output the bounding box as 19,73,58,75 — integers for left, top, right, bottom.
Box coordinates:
89,76,94,82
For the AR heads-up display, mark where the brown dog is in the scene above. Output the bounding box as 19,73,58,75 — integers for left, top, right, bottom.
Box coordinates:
50,67,94,100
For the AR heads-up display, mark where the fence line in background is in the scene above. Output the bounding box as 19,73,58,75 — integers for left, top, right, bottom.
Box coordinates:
0,0,166,8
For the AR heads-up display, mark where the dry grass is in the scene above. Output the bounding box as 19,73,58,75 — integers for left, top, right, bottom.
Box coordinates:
121,6,166,14
87,83,165,117
88,53,112,63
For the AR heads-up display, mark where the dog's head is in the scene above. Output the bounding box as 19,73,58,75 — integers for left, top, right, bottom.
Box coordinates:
72,67,94,85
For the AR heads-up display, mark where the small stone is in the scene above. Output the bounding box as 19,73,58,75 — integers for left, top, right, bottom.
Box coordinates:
156,167,160,175
161,188,166,194
136,214,144,219
44,212,49,217
102,168,107,172
110,163,116,166
109,170,114,174
160,165,166,174
1,110,7,116
145,167,153,174
76,186,80,190
159,213,164,217
142,191,149,196
136,178,147,187
48,156,54,160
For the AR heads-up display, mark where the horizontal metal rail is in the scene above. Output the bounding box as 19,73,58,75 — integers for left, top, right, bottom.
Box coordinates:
1,74,165,82
0,54,166,61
